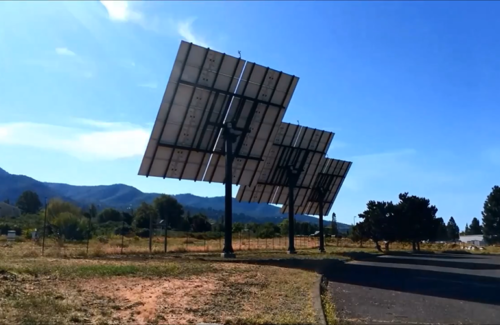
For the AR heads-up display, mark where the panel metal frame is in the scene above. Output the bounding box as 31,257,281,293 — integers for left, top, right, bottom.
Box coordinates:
204,64,298,185
281,158,352,216
140,41,299,186
236,123,334,205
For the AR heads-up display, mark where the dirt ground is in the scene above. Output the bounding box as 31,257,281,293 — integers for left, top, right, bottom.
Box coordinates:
0,259,317,325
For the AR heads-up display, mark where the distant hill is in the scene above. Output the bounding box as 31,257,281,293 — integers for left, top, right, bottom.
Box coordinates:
0,167,350,231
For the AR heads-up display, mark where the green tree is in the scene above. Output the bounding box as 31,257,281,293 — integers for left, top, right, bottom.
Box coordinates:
257,222,278,238
97,208,122,223
357,200,397,251
122,211,134,225
464,223,470,235
153,195,184,229
232,222,244,233
187,213,212,232
47,198,81,220
331,212,338,236
482,186,500,244
446,217,460,242
279,219,289,236
468,217,482,235
46,199,86,240
88,204,98,220
349,222,369,247
16,190,42,214
133,202,158,229
51,212,88,241
434,217,448,241
396,193,438,251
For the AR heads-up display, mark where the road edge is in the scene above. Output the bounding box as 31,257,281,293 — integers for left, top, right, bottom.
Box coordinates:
314,273,328,325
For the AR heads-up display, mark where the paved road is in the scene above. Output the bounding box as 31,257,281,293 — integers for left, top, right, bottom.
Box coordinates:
327,253,500,324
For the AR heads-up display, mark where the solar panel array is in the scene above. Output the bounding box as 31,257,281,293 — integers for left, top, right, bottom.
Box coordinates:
236,122,333,205
281,157,352,216
139,40,352,218
138,41,299,186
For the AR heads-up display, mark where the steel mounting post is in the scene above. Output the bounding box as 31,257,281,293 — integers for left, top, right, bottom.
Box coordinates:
318,188,326,253
287,167,299,254
222,122,239,258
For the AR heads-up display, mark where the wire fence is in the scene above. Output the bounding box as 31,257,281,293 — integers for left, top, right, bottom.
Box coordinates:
0,230,331,258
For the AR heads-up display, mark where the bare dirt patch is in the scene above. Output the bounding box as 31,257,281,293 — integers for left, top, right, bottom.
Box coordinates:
82,276,220,324
1,258,318,325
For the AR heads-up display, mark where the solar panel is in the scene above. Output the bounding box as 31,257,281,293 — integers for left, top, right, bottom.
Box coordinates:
139,41,245,180
139,41,299,186
280,157,352,216
236,123,334,205
203,63,299,185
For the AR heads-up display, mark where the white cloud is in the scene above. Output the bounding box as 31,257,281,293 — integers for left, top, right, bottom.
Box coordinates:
176,18,208,47
0,120,149,161
55,47,76,56
138,82,158,89
100,1,142,22
99,1,209,47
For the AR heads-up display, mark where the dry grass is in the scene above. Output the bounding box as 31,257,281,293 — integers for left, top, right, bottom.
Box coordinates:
0,257,317,325
2,236,498,262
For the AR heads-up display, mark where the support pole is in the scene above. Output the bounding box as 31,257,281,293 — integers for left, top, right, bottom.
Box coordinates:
222,123,237,258
287,167,298,254
318,196,326,253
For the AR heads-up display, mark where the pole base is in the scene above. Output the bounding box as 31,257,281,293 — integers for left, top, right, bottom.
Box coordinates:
287,249,297,254
319,248,326,253
221,252,236,258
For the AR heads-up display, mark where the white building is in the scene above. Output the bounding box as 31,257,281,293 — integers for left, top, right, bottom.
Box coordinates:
459,234,485,247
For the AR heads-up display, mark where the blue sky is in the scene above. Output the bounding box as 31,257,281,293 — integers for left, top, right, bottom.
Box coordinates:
1,1,499,229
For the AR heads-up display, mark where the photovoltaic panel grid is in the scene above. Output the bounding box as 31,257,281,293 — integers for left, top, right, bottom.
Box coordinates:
138,41,299,186
236,122,334,205
281,157,352,216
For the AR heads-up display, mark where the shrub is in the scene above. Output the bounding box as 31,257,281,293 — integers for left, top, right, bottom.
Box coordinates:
114,225,133,236
97,236,109,244
135,228,150,238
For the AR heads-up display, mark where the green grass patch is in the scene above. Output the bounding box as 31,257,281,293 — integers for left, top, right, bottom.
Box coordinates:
0,259,215,279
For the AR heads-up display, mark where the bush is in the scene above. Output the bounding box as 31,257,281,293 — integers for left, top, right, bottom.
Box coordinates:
114,225,133,236
135,228,150,238
97,236,109,244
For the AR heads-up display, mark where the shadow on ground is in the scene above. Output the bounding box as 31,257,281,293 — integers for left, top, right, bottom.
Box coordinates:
236,253,500,306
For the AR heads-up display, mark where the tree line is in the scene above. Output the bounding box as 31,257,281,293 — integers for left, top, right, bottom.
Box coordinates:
349,186,500,251
2,185,500,246
1,191,326,241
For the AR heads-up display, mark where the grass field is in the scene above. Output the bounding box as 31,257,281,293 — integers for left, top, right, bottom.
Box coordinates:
0,257,318,325
1,235,499,325
1,235,498,259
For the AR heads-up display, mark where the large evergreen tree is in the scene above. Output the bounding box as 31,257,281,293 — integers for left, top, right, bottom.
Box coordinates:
482,186,500,244
16,190,42,214
468,217,482,235
153,194,184,229
331,212,339,236
446,217,460,242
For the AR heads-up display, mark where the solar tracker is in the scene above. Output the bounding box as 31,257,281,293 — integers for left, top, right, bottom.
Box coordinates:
236,122,333,205
138,41,300,257
139,42,299,186
236,122,334,253
281,158,352,216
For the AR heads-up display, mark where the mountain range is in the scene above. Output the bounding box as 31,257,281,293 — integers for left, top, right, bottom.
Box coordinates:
0,167,350,231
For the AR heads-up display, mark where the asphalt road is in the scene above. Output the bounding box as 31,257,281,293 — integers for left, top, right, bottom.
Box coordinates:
327,252,500,324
